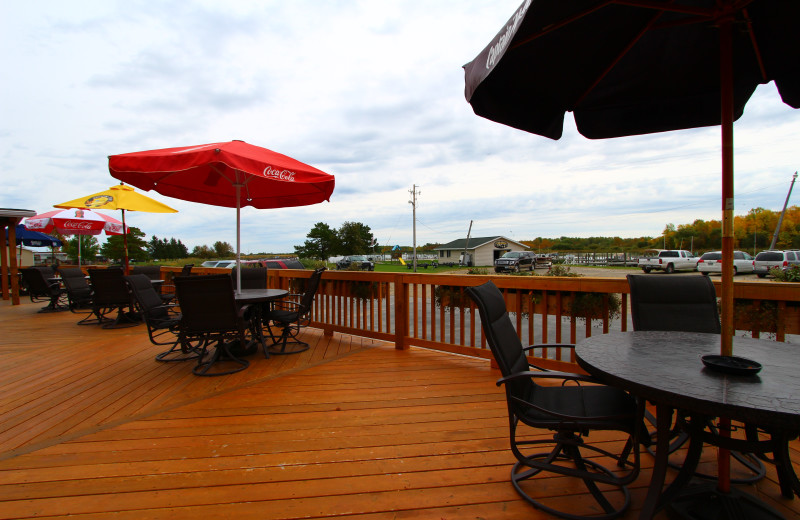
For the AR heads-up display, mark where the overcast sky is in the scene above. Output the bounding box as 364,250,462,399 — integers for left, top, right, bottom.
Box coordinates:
3,1,798,255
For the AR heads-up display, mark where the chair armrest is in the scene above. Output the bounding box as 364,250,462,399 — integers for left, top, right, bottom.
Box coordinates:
237,304,251,319
272,300,302,311
523,343,575,353
497,370,599,387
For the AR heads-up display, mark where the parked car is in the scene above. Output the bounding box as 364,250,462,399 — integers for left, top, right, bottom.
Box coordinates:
494,251,535,272
696,250,754,275
637,249,697,273
199,260,237,268
336,255,374,271
754,250,800,278
262,258,304,269
534,254,553,269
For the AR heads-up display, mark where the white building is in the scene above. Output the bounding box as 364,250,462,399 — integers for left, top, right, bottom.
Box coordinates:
434,236,529,267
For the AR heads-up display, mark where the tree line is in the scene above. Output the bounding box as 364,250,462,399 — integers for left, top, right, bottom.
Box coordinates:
523,206,800,253
56,229,236,264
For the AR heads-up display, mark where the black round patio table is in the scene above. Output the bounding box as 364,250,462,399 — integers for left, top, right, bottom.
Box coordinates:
575,331,800,520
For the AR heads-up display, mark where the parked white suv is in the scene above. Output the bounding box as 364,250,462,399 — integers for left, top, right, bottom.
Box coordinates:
696,250,754,275
754,250,800,278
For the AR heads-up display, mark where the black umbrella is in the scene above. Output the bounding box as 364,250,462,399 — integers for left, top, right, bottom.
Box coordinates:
464,0,800,357
464,0,800,512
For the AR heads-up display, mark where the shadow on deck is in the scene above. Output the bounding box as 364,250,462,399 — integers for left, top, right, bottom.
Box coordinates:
1,299,798,519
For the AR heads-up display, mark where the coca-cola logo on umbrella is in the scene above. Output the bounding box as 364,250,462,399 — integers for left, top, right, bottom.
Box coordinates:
263,166,296,182
63,221,94,230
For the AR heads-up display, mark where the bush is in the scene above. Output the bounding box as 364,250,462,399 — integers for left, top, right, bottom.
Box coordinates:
770,265,800,282
544,265,581,277
299,258,327,270
467,267,489,275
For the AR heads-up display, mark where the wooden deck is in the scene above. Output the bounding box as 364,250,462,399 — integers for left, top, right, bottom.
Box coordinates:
1,299,798,519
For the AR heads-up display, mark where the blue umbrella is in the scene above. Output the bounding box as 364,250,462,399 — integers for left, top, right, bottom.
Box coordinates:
6,224,63,247
6,225,63,266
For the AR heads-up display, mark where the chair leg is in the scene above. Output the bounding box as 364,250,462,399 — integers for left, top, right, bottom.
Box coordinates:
507,423,635,520
193,340,249,376
101,305,141,329
155,338,203,362
510,436,632,520
75,305,115,326
267,321,309,355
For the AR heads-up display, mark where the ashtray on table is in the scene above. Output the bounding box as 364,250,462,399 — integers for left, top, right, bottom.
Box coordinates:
701,354,762,375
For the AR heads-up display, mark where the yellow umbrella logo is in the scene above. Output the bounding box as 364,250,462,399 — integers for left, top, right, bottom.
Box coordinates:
84,195,114,208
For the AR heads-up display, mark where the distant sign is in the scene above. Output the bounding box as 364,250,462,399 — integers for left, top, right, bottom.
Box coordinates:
494,240,508,249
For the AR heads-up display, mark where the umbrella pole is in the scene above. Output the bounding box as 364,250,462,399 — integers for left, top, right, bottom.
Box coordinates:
78,235,82,266
122,209,129,275
718,13,735,495
235,183,241,293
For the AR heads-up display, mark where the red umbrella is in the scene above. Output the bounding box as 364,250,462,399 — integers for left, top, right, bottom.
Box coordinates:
25,208,125,266
108,140,335,291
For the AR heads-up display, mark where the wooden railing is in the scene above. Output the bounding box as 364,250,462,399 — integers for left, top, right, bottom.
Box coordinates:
160,267,800,371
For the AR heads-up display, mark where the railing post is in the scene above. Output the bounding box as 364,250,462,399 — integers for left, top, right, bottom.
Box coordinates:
394,275,408,350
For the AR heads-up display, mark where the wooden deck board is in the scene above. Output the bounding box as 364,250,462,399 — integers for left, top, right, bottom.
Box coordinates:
1,298,798,519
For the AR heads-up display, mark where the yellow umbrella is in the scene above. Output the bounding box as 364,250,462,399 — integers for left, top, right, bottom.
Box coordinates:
55,184,177,272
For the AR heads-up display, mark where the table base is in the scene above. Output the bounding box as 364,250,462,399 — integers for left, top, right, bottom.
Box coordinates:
668,483,785,520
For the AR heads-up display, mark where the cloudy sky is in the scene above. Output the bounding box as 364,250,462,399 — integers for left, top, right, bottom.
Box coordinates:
3,0,798,255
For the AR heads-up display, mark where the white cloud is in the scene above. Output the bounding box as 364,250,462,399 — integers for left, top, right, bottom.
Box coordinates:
2,0,798,255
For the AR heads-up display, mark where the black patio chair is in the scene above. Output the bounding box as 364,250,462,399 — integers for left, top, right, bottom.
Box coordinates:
180,264,193,276
627,273,720,333
20,267,67,312
88,268,140,329
174,274,250,376
263,267,325,356
466,280,643,520
626,274,768,485
60,267,110,326
230,266,267,290
131,265,174,302
125,274,200,363
131,265,161,279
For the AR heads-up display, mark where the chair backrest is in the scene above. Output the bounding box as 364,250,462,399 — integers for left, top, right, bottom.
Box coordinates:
174,274,241,334
125,274,168,321
88,268,131,306
20,268,52,295
466,281,533,399
131,265,162,281
627,274,720,333
230,267,267,290
32,265,57,279
297,267,326,316
60,268,92,298
180,264,193,276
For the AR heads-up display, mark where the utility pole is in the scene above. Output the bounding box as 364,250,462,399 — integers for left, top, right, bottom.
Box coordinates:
463,220,473,266
408,185,420,272
769,172,797,250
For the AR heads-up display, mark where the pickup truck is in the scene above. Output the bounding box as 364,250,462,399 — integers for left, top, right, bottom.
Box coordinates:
638,250,697,273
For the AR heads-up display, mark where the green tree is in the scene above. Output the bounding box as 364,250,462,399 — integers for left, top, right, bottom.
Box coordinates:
62,235,100,264
213,241,234,257
337,221,374,255
101,228,145,263
191,245,214,258
100,227,149,263
294,222,339,260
